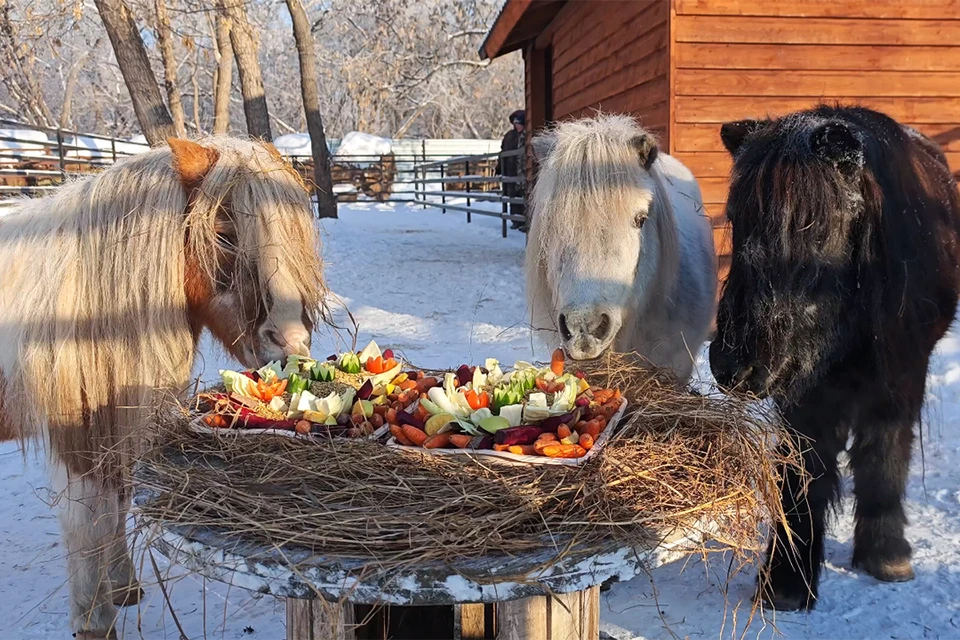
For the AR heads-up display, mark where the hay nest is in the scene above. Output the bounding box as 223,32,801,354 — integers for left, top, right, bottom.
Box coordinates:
135,354,798,588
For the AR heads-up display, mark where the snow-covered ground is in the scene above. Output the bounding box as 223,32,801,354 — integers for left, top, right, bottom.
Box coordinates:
3,203,960,639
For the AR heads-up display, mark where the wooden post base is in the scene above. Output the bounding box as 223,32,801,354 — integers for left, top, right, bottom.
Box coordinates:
285,588,598,640
497,587,600,640
286,598,355,640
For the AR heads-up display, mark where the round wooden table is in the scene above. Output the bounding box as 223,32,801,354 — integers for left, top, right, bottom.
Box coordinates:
134,474,704,640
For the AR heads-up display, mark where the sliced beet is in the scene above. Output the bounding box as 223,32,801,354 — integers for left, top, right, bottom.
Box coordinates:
456,364,472,387
471,435,494,450
383,349,395,360
494,425,545,446
575,396,591,407
356,379,374,400
539,416,564,431
395,410,425,431
327,354,338,361
336,414,352,426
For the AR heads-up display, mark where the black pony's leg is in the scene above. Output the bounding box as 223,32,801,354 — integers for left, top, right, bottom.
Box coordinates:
849,401,915,582
758,399,847,611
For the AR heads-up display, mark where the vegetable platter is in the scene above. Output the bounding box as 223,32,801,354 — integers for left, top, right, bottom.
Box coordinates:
193,340,422,440
384,348,627,466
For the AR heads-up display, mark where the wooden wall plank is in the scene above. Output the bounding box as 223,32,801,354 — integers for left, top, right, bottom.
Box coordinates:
552,1,656,76
675,96,960,124
553,29,667,104
674,69,960,98
555,56,667,117
672,151,732,178
676,43,960,71
675,16,960,45
675,0,960,19
553,1,667,90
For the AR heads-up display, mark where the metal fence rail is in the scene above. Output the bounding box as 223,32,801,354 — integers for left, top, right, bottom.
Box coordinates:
408,148,526,237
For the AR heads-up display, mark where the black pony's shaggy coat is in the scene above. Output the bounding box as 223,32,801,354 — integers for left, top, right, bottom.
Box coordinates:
710,105,960,610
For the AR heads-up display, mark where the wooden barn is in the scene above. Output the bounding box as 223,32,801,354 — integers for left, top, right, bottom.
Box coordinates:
480,0,960,277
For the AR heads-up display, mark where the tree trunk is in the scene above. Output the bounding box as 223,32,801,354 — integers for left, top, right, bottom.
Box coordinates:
219,0,271,140
93,0,176,145
212,13,233,135
61,43,98,129
285,0,337,219
154,0,186,137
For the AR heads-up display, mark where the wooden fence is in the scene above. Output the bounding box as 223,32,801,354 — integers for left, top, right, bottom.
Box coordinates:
409,148,526,237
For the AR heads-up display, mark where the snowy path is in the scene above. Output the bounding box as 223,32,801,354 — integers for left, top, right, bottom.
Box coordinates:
3,203,960,639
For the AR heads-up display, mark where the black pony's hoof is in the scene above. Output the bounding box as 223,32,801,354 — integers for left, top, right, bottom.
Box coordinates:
856,557,915,583
753,585,813,612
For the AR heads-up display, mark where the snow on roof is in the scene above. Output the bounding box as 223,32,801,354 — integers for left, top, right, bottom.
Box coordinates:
272,133,313,157
334,132,392,159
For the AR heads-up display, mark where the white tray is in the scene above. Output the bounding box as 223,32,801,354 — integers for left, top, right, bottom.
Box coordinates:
385,398,628,466
189,416,390,440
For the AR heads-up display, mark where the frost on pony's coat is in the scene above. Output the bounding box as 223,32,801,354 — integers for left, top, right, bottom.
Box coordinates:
525,114,716,381
0,135,326,637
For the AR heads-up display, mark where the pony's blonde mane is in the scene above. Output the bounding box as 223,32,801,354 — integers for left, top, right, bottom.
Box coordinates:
526,114,680,334
0,135,324,476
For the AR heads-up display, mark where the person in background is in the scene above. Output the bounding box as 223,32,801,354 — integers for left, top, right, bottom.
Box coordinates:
496,110,527,230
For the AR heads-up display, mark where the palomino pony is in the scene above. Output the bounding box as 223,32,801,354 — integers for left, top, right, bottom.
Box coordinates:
0,136,325,638
525,114,717,380
710,105,960,610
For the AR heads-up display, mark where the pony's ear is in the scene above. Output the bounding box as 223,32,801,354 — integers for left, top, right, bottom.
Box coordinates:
720,120,761,156
167,138,220,195
810,121,864,175
531,133,557,161
630,134,658,169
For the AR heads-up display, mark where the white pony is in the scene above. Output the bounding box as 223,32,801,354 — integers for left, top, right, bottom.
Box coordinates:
525,114,717,380
0,137,324,638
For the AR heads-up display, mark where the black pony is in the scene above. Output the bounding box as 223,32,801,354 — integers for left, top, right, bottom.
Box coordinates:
710,105,960,610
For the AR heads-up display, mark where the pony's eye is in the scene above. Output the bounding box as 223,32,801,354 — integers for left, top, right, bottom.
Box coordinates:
216,232,237,249
634,213,647,229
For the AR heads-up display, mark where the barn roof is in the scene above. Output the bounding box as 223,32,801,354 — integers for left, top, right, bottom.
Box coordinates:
479,0,567,60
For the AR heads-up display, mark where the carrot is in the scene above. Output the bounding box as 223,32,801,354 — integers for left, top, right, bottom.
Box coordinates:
550,348,564,376
402,424,429,447
573,420,590,434
424,433,452,449
203,414,228,428
493,444,511,452
416,377,439,393
390,425,414,446
385,408,398,424
534,435,556,455
579,420,602,439
413,404,430,423
398,380,417,391
537,432,558,442
579,433,595,449
464,389,482,410
478,391,490,409
508,445,539,456
557,425,572,439
541,443,588,459
449,434,473,449
276,379,288,395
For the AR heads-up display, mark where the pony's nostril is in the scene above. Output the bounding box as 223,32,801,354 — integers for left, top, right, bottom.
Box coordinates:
591,313,612,340
733,365,755,387
558,314,572,341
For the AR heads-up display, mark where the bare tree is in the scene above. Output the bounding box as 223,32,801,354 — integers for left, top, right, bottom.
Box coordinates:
0,0,53,125
285,0,337,218
93,0,176,144
211,12,233,134
219,0,271,140
154,0,187,137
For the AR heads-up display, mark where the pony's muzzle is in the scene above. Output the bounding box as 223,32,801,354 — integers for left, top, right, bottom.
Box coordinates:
709,342,771,397
557,306,619,360
259,324,312,360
